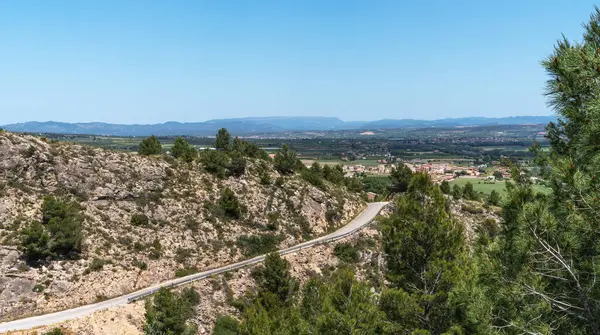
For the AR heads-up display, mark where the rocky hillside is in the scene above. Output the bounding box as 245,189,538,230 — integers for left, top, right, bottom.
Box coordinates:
0,131,364,321
5,198,500,335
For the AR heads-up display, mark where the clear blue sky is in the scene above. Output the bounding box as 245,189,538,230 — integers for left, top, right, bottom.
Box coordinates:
0,1,595,124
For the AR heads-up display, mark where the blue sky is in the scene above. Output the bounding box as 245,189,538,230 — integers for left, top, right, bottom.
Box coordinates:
0,0,596,124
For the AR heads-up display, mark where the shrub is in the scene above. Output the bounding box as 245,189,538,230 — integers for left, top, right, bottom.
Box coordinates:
89,257,106,272
215,128,232,151
46,215,84,257
175,247,192,263
218,188,246,220
138,135,162,156
132,258,148,270
452,184,462,199
334,243,359,263
149,238,162,260
487,189,501,206
345,177,364,193
476,218,500,245
23,145,36,158
41,196,78,225
21,221,51,262
389,163,413,193
323,165,345,185
201,149,230,179
325,208,340,225
440,180,451,194
144,287,195,335
213,315,240,335
22,196,84,263
228,154,247,177
362,177,391,195
133,241,146,251
175,267,198,277
43,328,66,335
301,170,325,189
236,234,283,257
274,144,299,175
171,137,195,160
266,212,280,231
462,182,478,200
275,176,284,187
130,213,149,226
253,252,298,304
297,216,312,240
181,287,200,306
184,215,198,232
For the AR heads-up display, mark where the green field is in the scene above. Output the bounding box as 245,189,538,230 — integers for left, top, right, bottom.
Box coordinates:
449,178,550,197
300,158,383,166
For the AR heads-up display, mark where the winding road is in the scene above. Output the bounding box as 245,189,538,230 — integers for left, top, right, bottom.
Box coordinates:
0,202,388,333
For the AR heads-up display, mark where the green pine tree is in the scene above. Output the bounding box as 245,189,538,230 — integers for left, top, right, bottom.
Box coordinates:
138,135,162,156
215,128,232,151
274,144,299,175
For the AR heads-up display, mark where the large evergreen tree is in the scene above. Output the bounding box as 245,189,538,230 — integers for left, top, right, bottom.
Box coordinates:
482,7,600,334
381,173,469,333
215,128,232,151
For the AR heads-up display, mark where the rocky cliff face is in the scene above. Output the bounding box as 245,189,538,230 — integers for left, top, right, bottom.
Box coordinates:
0,132,364,321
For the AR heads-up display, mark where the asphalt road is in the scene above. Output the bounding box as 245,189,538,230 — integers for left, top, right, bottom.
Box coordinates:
0,202,388,333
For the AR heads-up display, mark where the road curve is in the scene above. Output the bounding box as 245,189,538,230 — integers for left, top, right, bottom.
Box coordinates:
0,202,388,333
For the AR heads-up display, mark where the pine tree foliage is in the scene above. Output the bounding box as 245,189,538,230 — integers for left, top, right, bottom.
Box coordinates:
273,144,300,175
215,128,232,151
389,163,413,193
144,287,198,335
138,135,162,156
480,7,600,334
21,196,84,263
172,137,197,162
381,172,469,333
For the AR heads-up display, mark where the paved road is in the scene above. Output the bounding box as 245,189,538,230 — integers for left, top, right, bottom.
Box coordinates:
0,202,388,333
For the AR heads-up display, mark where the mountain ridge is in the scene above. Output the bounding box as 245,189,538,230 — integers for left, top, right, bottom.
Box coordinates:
2,115,556,136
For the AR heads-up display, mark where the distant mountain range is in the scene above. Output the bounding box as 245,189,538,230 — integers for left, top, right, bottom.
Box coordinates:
1,116,556,136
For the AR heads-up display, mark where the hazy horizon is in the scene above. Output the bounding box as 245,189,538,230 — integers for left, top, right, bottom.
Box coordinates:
2,114,556,126
1,1,593,124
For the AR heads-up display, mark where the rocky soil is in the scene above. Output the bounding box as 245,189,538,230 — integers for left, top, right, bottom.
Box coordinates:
0,132,364,322
2,195,500,335
6,225,383,335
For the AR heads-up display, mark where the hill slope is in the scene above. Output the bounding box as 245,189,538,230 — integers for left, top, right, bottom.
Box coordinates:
0,131,364,321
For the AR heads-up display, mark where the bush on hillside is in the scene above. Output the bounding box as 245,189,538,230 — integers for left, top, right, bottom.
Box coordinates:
218,188,246,219
21,196,85,263
213,316,240,335
130,213,149,226
236,234,283,257
201,149,230,179
274,144,299,175
228,154,247,177
334,242,360,263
